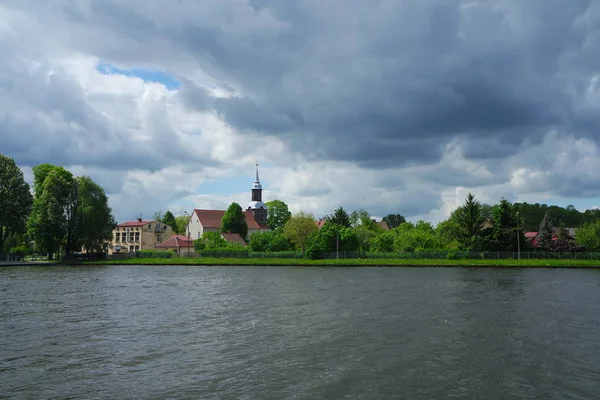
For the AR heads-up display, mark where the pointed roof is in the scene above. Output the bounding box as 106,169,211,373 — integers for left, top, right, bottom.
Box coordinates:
221,232,247,246
252,163,262,190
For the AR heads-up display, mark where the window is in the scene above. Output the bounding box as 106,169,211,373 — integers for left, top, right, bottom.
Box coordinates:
148,224,152,230
198,231,201,239
115,233,120,242
129,246,134,253
135,232,140,242
157,236,161,243
135,245,139,251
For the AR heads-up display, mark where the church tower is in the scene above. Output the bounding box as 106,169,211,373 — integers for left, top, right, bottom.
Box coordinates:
247,163,268,226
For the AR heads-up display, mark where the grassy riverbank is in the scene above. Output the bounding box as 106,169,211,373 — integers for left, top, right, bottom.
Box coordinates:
87,257,600,268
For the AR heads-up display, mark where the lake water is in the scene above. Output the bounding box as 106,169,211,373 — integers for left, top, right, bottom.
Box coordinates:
1,265,599,399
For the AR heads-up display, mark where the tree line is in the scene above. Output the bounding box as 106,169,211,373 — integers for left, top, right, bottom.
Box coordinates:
187,194,600,257
1,154,116,259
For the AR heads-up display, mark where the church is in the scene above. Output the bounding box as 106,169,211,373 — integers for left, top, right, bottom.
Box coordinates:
185,164,269,240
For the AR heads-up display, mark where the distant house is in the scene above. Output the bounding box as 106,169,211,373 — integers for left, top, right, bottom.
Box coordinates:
109,218,174,254
155,234,195,255
524,228,575,248
187,209,268,240
481,218,494,229
221,232,247,246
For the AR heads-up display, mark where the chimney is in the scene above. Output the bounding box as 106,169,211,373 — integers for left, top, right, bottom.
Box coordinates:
137,217,142,222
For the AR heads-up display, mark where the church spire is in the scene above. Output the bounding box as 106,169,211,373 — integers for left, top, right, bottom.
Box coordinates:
252,163,262,190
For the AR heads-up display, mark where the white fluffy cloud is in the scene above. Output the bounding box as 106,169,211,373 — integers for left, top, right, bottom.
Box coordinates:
2,0,600,224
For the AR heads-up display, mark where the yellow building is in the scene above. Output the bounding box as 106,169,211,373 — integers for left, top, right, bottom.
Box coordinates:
108,218,173,254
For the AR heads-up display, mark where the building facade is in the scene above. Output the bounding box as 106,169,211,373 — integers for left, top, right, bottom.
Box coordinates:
108,218,174,254
186,164,269,239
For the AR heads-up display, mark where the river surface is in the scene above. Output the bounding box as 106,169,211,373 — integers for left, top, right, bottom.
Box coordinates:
1,265,600,399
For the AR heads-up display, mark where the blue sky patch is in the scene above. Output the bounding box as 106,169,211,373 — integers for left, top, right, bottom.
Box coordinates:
96,62,180,90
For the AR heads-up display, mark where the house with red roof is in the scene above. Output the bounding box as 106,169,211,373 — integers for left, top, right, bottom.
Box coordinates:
108,218,174,254
186,164,269,240
155,234,195,255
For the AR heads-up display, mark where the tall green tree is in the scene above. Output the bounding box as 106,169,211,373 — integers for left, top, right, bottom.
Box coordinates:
490,199,522,251
537,212,554,249
75,176,116,252
306,222,360,256
221,202,248,239
28,166,77,259
283,211,318,252
161,211,177,230
350,209,370,227
326,206,351,228
0,154,33,253
249,230,292,252
382,214,406,229
456,193,485,250
265,199,292,230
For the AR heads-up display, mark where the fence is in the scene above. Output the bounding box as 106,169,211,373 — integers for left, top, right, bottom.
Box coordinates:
104,250,600,261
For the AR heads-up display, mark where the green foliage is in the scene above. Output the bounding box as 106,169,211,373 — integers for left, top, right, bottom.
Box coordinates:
306,222,360,258
370,231,395,253
194,231,228,251
265,199,292,230
249,230,293,252
489,199,523,252
537,212,554,249
161,211,176,230
325,207,351,228
9,245,28,255
0,154,33,252
455,193,485,250
350,209,370,227
221,202,248,239
75,176,116,252
136,250,173,259
382,214,406,229
283,211,318,251
575,220,600,250
27,165,77,259
392,221,441,253
175,215,188,235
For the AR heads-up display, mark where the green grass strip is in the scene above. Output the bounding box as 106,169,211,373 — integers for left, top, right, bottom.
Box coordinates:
83,257,600,267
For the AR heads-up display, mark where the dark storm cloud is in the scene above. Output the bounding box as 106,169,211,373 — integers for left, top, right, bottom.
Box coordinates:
142,0,598,168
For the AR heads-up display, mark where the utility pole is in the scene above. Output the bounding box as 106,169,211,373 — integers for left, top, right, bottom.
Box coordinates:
517,211,520,260
336,231,339,260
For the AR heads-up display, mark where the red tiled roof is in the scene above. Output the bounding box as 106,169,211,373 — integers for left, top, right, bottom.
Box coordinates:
524,232,538,238
221,232,247,246
118,219,157,227
192,209,262,230
155,235,194,248
377,221,390,230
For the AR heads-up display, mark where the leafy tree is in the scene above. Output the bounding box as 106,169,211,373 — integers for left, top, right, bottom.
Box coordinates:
350,209,370,227
75,176,116,252
265,199,291,230
575,220,600,250
325,206,351,228
174,215,189,235
161,211,177,230
194,231,228,251
306,222,360,256
221,202,248,239
489,199,523,251
436,219,461,250
28,166,77,259
249,230,293,252
153,211,163,221
370,231,395,253
392,221,441,252
455,193,485,250
537,212,554,249
382,214,406,229
0,154,33,253
283,211,318,252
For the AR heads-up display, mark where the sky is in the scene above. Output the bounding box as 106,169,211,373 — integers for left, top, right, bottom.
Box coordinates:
1,0,600,224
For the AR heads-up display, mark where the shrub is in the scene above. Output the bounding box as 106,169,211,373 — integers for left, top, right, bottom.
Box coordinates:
136,250,172,259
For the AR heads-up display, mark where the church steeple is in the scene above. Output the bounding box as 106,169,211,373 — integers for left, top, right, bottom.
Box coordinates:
248,163,268,227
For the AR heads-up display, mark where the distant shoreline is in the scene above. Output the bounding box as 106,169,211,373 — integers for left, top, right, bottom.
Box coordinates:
3,258,600,268
82,257,600,268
